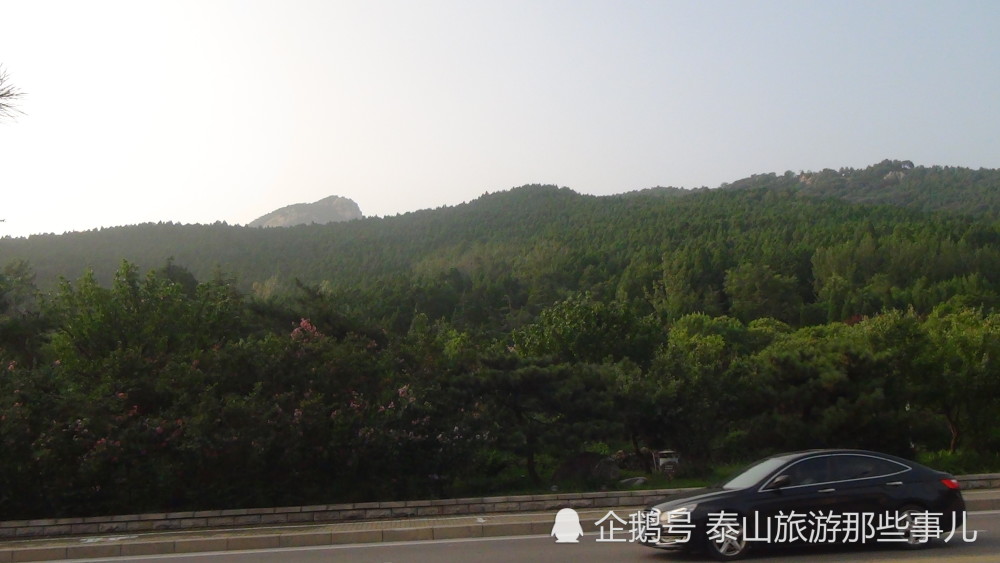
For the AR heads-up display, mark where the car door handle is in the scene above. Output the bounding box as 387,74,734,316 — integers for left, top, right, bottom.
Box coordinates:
818,488,836,493
885,481,903,487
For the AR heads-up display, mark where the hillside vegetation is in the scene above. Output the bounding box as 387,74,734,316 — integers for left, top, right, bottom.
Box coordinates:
1,160,1000,518
5,160,1000,327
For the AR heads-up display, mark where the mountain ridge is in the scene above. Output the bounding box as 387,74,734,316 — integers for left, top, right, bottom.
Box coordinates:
247,195,363,227
3,161,1000,308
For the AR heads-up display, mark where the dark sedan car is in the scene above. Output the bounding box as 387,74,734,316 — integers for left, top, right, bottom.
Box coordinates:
642,449,965,561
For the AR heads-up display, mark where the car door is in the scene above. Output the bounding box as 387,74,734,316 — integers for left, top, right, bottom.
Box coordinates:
750,455,843,543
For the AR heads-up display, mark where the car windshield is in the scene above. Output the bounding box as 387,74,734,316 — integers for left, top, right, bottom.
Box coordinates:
720,455,794,490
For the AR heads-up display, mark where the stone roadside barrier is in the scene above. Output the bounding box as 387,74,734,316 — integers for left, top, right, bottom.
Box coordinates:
0,474,997,562
5,473,997,542
0,489,677,542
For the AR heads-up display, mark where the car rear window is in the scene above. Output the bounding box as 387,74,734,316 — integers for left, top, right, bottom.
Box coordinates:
829,454,909,481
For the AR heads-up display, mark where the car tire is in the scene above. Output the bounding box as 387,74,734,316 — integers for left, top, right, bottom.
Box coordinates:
895,504,933,549
704,518,750,561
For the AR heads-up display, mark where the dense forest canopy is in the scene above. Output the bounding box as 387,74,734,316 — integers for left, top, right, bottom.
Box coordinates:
1,159,1000,519
5,161,1000,323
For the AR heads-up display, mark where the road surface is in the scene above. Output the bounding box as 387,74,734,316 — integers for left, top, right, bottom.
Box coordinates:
79,511,1000,563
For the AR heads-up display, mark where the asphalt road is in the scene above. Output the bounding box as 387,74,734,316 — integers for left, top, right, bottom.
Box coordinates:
80,511,1000,563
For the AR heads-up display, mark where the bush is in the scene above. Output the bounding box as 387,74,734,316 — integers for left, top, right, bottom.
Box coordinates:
917,450,1000,475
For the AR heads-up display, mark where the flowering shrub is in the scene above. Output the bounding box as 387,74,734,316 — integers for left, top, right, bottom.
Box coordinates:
290,318,322,342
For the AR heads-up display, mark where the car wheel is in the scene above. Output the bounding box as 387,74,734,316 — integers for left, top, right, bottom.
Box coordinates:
705,520,750,561
896,504,933,549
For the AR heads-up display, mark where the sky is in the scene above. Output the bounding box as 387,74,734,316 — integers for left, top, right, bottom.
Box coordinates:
1,0,998,238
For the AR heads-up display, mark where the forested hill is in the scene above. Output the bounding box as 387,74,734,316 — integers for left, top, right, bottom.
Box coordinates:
2,160,1000,332
726,159,1000,216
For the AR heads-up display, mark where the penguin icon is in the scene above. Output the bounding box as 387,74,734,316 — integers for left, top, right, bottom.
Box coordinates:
551,508,584,543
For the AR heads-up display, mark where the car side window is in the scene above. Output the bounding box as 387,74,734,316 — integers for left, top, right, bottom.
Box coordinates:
829,455,908,481
781,457,832,487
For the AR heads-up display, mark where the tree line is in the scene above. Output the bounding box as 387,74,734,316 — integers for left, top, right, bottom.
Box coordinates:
0,258,998,519
2,161,1000,518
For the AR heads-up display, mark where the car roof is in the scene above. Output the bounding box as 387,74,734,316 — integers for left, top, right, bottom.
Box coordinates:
770,449,917,465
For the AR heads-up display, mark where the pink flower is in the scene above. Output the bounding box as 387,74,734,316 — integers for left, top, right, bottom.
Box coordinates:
291,318,323,341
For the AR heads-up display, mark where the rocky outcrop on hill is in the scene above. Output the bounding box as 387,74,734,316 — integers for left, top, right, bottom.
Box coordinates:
248,195,362,228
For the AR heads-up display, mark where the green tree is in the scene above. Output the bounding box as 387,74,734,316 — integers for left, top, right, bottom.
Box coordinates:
471,356,619,484
43,262,243,398
724,262,802,323
918,307,1000,452
742,322,914,456
511,292,658,366
646,314,751,462
0,260,44,365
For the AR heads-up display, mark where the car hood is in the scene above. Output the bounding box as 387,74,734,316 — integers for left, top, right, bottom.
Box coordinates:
649,487,739,511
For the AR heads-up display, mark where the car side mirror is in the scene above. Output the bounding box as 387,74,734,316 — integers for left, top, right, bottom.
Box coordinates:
766,474,791,490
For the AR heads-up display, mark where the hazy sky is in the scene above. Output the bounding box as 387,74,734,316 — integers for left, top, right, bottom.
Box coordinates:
1,0,998,238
